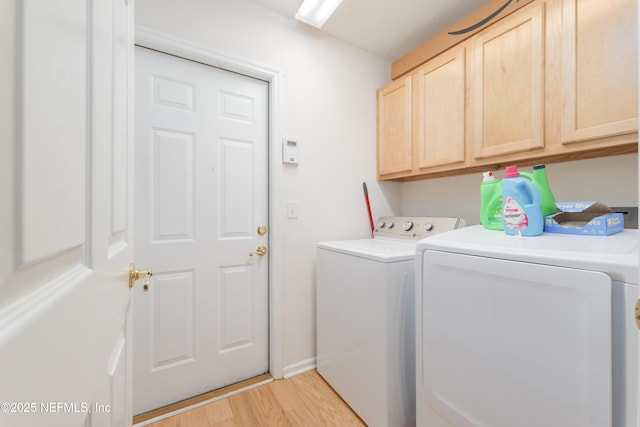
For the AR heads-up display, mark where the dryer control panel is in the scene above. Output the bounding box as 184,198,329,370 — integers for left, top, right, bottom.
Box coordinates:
374,216,465,240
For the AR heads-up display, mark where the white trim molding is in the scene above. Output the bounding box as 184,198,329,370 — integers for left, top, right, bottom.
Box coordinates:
0,262,91,347
134,25,285,379
282,357,317,378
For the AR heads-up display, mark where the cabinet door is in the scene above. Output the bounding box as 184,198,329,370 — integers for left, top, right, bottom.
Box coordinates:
473,2,545,160
415,45,466,170
377,76,412,177
561,0,638,145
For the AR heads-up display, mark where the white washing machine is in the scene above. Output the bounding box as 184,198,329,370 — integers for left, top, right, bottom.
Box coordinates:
415,225,639,427
317,216,465,427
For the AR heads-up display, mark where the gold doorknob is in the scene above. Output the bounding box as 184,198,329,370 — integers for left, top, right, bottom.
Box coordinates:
255,245,267,256
129,263,153,292
257,225,267,235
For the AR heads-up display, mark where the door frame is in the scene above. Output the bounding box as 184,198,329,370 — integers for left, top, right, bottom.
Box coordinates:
134,25,285,379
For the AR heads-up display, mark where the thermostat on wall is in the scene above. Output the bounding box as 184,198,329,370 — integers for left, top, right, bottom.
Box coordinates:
282,138,299,164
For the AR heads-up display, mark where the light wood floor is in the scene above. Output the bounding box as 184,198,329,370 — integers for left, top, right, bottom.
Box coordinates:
144,370,366,427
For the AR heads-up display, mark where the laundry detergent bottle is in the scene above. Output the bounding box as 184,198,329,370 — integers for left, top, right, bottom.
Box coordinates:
480,171,503,230
501,165,543,236
519,164,557,216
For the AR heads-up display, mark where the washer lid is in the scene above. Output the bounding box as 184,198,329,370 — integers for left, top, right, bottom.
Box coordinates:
417,225,639,284
317,238,417,262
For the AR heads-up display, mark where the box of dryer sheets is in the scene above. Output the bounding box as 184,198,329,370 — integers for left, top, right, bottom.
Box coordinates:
544,202,624,235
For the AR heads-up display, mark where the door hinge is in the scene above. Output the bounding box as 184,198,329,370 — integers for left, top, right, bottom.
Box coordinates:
636,299,640,330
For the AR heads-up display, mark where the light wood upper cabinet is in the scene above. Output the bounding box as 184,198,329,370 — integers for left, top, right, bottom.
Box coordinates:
376,45,468,178
415,45,467,171
560,0,638,147
376,0,638,181
377,75,412,178
472,2,545,161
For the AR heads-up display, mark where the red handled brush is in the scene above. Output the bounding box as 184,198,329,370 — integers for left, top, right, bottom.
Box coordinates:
363,182,374,237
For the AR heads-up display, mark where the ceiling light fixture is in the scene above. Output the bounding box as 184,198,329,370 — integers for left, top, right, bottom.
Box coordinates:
295,0,344,29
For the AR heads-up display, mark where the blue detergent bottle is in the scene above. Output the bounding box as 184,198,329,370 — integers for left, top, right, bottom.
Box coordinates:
501,165,543,236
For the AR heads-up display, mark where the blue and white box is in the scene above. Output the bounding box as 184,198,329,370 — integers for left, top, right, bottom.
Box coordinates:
544,201,624,236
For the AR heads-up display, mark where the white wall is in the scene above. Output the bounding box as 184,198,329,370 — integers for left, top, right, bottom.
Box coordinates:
402,153,639,225
136,0,639,377
135,0,401,373
0,0,15,284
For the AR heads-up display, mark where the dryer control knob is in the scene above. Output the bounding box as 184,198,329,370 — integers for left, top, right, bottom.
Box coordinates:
377,222,386,229
424,223,434,231
402,221,414,231
387,222,395,229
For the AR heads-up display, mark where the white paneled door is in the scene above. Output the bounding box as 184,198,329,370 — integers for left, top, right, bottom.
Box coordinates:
133,47,269,414
0,1,135,427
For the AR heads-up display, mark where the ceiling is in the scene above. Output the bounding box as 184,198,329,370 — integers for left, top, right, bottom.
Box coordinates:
246,0,493,61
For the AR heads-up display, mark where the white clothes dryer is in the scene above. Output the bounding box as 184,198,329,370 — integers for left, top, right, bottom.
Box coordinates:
317,216,465,427
415,225,639,427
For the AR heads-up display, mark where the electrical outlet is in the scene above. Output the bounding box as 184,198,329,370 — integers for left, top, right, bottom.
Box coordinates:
611,206,638,229
287,201,298,219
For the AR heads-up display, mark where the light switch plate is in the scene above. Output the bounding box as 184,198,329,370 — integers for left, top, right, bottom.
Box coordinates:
287,200,298,219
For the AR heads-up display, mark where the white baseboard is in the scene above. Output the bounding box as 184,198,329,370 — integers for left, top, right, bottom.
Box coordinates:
282,357,317,378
